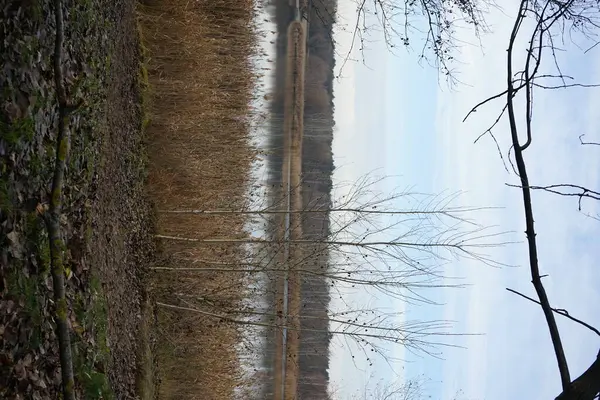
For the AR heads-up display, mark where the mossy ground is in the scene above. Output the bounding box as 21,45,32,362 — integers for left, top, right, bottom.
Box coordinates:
1,1,156,398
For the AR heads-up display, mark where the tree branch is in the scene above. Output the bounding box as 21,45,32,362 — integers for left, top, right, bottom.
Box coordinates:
506,288,600,336
505,0,571,389
555,352,600,400
579,134,600,146
473,0,600,397
507,183,600,211
45,1,76,399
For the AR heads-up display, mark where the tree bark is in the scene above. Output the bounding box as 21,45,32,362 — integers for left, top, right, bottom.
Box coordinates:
555,352,600,400
47,1,75,398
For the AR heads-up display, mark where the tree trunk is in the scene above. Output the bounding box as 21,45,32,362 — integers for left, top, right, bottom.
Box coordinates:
556,352,600,400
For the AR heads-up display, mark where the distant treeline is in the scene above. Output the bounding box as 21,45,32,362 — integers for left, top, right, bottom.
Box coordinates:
265,0,337,399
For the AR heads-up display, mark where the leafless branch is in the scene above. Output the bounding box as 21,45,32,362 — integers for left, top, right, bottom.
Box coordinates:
504,0,572,389
507,183,600,211
579,134,600,146
338,0,490,82
506,288,600,337
473,0,600,397
156,301,468,359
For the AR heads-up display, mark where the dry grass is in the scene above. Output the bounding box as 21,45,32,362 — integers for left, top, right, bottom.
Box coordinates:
137,0,258,398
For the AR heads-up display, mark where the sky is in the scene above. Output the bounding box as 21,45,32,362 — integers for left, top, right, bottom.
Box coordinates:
329,0,600,399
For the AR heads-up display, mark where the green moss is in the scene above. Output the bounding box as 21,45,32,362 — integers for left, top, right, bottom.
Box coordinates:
73,294,86,327
66,378,75,395
39,242,51,276
20,0,43,23
58,135,69,161
56,298,68,321
137,21,152,132
16,35,42,66
24,211,38,236
141,113,151,131
79,369,113,400
50,237,66,278
51,187,61,208
5,265,44,349
13,214,51,349
140,63,149,86
31,3,43,23
0,117,35,145
85,225,94,243
18,275,41,323
0,180,12,214
44,140,56,160
84,200,94,243
29,154,44,176
73,274,113,399
24,212,51,275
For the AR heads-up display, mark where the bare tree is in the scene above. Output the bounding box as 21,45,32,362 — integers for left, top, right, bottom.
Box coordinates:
465,1,600,398
346,374,428,400
155,176,504,372
327,373,464,400
330,0,491,82
156,177,507,303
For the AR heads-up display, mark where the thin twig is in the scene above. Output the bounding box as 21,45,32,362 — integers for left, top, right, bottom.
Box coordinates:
507,288,600,337
580,134,600,146
507,183,600,211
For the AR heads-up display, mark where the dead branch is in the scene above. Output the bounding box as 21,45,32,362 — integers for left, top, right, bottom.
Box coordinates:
555,352,600,400
156,301,465,358
473,0,600,396
579,134,600,146
507,183,600,211
506,288,600,337
44,1,76,399
338,0,489,82
505,0,571,389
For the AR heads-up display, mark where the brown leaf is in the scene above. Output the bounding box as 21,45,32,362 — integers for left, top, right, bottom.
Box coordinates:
22,354,32,368
6,231,23,259
35,203,48,215
31,373,46,389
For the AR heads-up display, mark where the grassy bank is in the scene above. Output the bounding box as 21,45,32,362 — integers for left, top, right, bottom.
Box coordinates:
138,0,259,398
1,1,155,399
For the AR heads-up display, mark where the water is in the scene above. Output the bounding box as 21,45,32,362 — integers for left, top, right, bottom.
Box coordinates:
236,1,338,398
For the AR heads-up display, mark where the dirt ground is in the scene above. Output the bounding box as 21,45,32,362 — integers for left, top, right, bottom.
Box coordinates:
1,1,155,398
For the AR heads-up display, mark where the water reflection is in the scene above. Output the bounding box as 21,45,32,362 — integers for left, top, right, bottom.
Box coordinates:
240,0,337,398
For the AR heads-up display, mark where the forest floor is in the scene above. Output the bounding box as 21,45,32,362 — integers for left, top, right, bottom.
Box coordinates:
1,1,156,398
1,0,263,398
